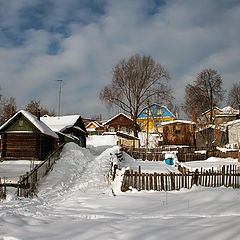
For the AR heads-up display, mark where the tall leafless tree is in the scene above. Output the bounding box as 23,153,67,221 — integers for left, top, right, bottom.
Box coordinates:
25,100,55,117
227,82,240,109
99,54,172,136
185,69,225,123
0,96,17,124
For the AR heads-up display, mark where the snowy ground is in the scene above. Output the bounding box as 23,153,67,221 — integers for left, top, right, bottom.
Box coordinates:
0,160,40,183
1,136,240,240
181,157,240,172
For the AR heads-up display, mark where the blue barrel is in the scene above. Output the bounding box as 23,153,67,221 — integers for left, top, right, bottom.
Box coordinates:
165,158,174,165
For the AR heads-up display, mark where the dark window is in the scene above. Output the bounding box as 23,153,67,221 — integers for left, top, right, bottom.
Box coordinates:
174,129,181,135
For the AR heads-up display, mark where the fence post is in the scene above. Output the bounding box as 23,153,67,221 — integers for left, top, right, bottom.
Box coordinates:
222,165,225,186
194,169,199,186
146,173,149,191
171,172,175,190
161,173,164,191
142,173,145,190
134,172,138,189
154,172,158,191
121,171,128,192
138,166,141,191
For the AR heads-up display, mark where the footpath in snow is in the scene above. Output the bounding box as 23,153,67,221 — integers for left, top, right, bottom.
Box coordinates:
0,135,240,240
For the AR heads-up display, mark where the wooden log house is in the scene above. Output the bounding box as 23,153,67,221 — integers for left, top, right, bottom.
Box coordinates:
40,114,87,147
0,110,58,161
162,120,196,146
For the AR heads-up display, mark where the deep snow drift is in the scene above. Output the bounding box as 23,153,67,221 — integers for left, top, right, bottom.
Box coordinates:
1,137,240,240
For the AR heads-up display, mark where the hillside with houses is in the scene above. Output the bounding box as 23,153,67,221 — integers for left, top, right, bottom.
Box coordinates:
1,1,240,238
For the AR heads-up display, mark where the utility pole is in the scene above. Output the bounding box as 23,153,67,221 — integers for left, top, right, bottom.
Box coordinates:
146,102,150,148
56,80,63,119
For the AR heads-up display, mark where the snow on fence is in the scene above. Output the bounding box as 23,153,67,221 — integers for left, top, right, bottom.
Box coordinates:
17,143,65,197
0,143,65,199
120,165,240,192
122,146,239,162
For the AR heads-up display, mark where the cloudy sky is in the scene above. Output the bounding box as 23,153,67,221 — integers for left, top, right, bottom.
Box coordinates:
0,0,239,118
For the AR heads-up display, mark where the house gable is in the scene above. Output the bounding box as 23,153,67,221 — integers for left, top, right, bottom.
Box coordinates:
5,114,40,133
137,104,175,119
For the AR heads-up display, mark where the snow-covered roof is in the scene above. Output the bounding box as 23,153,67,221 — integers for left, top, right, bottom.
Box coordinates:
201,107,223,116
40,115,81,132
196,124,227,132
103,113,133,126
0,110,58,138
226,119,240,126
138,104,175,119
161,120,195,126
86,121,102,129
221,106,239,114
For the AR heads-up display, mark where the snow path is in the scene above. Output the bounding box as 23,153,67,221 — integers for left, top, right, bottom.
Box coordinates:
1,141,240,240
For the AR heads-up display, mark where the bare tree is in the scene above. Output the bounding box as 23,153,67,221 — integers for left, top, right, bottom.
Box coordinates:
185,68,225,123
25,100,55,117
227,82,240,109
99,54,171,136
0,97,17,124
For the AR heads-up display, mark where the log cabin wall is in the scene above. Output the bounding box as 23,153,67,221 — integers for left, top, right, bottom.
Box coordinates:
2,133,38,160
104,114,135,132
0,112,58,160
39,134,55,160
162,123,195,146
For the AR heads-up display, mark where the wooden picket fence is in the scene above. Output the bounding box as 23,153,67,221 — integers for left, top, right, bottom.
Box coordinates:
17,143,65,197
120,165,240,192
0,143,65,199
122,146,239,162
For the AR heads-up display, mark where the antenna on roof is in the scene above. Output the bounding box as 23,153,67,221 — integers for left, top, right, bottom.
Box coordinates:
56,80,63,119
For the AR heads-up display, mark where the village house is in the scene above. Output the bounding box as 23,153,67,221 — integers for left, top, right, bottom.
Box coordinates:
41,115,87,147
201,106,240,125
0,110,58,160
195,125,227,148
161,120,196,146
137,104,175,134
214,106,240,125
226,119,240,147
201,107,223,124
102,113,136,134
85,121,104,135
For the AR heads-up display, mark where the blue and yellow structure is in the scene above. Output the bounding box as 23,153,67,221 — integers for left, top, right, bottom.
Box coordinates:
137,103,175,134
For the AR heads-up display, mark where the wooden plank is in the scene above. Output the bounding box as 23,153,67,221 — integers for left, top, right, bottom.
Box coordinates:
161,173,164,191
222,165,225,186
142,173,145,190
154,172,157,191
134,172,137,189
171,172,175,190
130,169,133,188
226,166,229,187
229,165,232,187
150,174,153,190
165,174,168,191
138,166,141,191
121,171,128,192
146,173,149,191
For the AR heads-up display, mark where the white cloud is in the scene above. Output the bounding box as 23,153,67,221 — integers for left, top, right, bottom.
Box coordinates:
0,0,240,118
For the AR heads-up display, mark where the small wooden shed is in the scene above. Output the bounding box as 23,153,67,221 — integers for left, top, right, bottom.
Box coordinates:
226,119,240,147
195,125,227,148
162,120,195,146
41,115,87,147
0,110,58,160
103,113,138,134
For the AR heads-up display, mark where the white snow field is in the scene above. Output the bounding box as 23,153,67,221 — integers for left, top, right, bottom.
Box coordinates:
1,136,240,240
